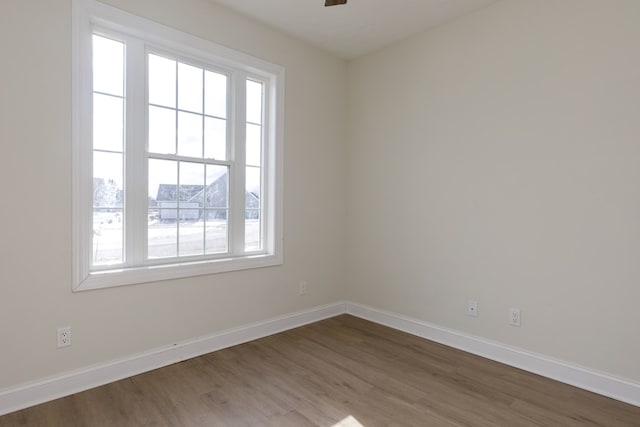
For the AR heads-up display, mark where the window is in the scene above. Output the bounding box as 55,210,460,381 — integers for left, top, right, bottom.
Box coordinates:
73,0,284,291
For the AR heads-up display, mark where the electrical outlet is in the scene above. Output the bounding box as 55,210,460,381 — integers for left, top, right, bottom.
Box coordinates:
57,327,72,348
467,300,478,317
299,281,307,296
509,308,521,327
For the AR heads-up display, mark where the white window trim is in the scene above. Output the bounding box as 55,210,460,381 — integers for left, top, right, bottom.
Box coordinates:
72,0,284,291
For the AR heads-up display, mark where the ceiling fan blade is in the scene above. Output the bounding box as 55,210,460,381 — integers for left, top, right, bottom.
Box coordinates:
325,0,347,6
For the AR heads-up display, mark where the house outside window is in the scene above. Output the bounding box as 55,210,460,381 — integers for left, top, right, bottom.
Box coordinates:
73,0,284,291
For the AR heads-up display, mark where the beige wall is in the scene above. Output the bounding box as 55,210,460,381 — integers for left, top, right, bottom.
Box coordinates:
347,0,640,382
0,0,347,389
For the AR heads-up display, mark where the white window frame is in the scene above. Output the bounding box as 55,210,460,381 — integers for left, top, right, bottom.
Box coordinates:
72,0,284,291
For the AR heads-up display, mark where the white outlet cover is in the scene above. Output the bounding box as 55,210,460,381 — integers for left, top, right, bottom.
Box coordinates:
467,300,478,317
509,308,521,327
57,327,72,348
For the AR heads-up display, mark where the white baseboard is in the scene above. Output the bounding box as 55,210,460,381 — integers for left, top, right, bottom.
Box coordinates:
345,302,640,407
2,300,638,417
0,302,347,416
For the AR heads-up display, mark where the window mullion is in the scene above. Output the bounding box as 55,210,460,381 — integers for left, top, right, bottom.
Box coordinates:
230,72,247,255
260,79,271,253
125,38,147,266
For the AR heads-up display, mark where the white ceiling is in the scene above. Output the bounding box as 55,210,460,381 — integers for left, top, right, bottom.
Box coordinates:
212,0,498,59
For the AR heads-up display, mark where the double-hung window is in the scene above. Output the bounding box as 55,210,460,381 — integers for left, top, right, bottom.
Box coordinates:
73,0,284,291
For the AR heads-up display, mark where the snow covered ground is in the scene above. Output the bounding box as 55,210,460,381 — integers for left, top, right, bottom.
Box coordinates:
92,217,260,265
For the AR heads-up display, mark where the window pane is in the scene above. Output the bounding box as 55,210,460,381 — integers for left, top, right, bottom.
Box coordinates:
148,158,177,258
178,62,203,113
246,166,261,200
205,165,228,208
246,123,261,167
246,79,263,125
149,159,177,209
93,208,123,265
245,165,261,251
204,117,226,160
180,162,205,206
93,151,123,208
149,106,176,154
149,54,176,108
93,93,124,152
205,71,227,118
205,210,228,254
147,159,178,259
179,212,204,256
148,211,177,259
178,111,203,158
93,35,124,97
149,158,178,260
245,210,261,252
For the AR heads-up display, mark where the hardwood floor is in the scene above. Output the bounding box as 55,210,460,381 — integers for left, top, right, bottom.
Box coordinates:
1,315,638,426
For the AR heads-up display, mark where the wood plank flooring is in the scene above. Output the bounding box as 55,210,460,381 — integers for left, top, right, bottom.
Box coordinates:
1,315,638,426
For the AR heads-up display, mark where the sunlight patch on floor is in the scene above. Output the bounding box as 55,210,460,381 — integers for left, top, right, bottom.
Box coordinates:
332,415,365,427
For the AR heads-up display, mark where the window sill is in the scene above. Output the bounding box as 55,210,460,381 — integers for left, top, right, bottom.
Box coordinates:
73,253,283,292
